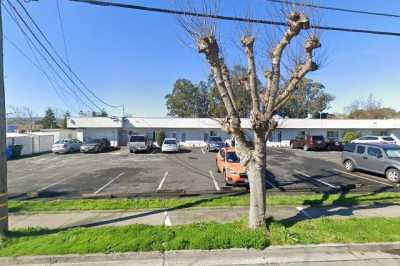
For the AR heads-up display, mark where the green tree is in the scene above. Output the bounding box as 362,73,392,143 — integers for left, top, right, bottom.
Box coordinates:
156,129,165,147
277,78,335,118
40,108,58,129
61,111,70,129
165,79,209,117
343,131,361,143
346,94,399,119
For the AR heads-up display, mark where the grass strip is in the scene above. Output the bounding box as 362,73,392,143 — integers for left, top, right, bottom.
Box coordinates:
8,192,400,213
1,217,400,256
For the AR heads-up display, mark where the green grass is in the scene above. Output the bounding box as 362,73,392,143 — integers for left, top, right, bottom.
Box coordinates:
269,217,400,245
8,192,400,213
1,217,400,256
0,221,268,256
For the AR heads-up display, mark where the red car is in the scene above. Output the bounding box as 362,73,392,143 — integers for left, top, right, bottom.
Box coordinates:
290,135,326,151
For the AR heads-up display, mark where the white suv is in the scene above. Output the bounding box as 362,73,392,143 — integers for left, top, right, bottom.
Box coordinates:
351,136,396,144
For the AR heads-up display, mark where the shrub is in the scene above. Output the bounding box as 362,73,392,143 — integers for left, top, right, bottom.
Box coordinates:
156,129,166,146
342,131,360,143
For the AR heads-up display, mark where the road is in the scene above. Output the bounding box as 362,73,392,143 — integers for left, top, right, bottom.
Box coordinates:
6,147,399,199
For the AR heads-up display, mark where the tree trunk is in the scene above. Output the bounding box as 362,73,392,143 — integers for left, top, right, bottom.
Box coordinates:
247,134,267,228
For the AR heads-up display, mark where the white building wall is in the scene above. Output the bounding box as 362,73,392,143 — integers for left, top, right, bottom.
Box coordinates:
83,128,119,147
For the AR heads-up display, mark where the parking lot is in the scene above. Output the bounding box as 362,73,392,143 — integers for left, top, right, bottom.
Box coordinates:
7,147,400,199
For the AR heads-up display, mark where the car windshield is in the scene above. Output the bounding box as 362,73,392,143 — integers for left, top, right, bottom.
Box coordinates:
226,152,240,163
312,136,324,141
164,139,176,145
382,137,395,141
55,139,68,144
209,137,222,142
130,136,145,142
385,148,400,158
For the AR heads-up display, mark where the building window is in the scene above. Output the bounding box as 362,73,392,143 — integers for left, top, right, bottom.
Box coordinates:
181,132,186,142
172,132,177,138
372,131,388,136
210,130,217,136
327,131,339,139
297,131,306,139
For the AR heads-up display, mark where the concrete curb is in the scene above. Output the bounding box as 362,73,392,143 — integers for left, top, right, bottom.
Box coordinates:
0,242,399,266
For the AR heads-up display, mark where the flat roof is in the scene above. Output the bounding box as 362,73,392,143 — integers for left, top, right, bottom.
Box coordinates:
67,117,400,130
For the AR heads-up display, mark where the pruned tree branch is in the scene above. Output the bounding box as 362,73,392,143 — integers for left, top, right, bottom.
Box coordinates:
241,35,260,115
264,12,310,118
273,35,321,111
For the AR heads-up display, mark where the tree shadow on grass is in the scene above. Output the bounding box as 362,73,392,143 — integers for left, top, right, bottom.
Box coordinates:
5,191,249,239
275,186,400,228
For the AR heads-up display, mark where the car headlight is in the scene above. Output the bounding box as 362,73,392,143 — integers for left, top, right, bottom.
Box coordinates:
226,168,239,175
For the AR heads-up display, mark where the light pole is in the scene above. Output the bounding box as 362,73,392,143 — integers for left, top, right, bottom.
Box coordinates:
0,1,8,235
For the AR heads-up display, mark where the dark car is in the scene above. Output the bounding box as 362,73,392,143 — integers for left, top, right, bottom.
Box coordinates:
326,138,344,151
290,135,326,151
206,136,225,152
80,138,111,153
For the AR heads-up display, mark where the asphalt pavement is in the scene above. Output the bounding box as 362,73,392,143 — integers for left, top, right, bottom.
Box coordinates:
6,147,399,199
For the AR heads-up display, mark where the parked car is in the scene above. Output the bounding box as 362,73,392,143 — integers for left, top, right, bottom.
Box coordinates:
128,135,152,153
290,135,326,151
326,138,344,151
80,138,111,153
342,143,400,183
216,147,248,185
351,135,396,144
161,138,180,153
52,139,82,154
206,136,225,152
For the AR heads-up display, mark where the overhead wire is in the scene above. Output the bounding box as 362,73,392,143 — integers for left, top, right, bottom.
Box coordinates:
7,0,105,112
16,0,124,109
67,0,400,37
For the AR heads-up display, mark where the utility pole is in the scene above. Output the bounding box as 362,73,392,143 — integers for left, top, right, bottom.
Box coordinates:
0,2,8,235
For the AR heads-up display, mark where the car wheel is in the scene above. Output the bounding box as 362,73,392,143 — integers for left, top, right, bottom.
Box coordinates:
216,160,220,173
303,145,309,151
223,170,231,186
343,159,355,172
130,149,134,153
386,168,400,183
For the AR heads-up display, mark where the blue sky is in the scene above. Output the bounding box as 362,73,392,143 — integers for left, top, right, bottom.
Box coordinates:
3,0,400,117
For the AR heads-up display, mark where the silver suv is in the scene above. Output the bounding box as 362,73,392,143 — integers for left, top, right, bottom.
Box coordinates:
128,135,152,153
342,143,400,183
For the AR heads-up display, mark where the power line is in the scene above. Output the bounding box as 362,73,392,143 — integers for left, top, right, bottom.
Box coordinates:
266,0,400,19
56,0,70,65
3,1,92,112
16,0,123,109
67,0,400,37
6,36,80,114
7,0,105,112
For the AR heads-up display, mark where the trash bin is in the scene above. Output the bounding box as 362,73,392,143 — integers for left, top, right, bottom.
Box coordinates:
5,146,13,160
11,145,23,159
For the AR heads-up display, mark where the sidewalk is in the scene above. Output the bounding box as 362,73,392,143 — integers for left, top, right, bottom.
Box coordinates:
1,242,399,265
9,203,400,229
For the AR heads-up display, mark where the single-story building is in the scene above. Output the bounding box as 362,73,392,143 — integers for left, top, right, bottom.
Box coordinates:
67,116,400,148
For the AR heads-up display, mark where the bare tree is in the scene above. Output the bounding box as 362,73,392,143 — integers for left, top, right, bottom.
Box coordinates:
8,105,36,132
178,1,321,228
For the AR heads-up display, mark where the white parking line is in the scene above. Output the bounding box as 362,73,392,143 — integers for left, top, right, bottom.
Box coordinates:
94,172,125,194
157,171,169,191
294,169,340,189
333,169,394,187
270,149,284,154
265,179,279,189
37,176,75,192
209,170,221,192
296,206,312,219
